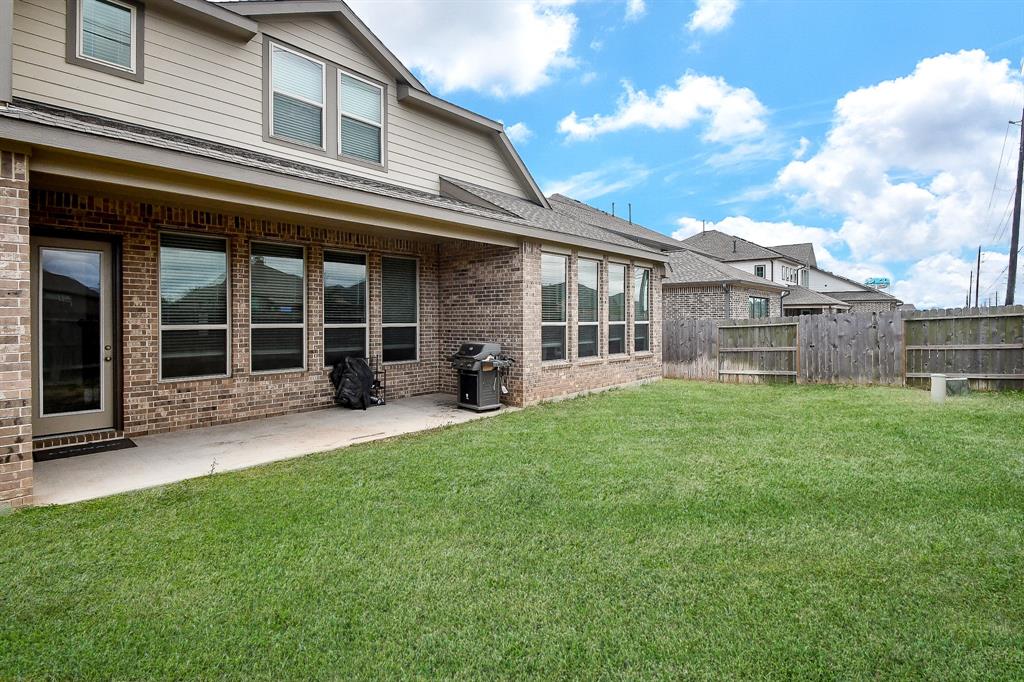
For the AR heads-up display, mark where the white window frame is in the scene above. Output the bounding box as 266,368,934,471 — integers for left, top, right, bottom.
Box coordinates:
754,264,766,279
634,266,651,353
540,252,568,363
76,0,137,73
249,240,307,374
157,231,231,382
381,255,419,365
607,261,628,356
577,257,600,359
269,41,327,151
323,249,369,368
338,69,385,165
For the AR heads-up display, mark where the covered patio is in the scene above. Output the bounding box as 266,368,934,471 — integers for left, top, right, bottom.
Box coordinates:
33,394,510,505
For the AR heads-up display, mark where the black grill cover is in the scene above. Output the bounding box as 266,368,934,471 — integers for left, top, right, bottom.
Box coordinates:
329,357,375,410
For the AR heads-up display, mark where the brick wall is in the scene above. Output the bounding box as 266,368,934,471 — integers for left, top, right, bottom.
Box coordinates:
31,190,443,436
438,241,524,405
846,300,899,314
0,150,32,510
664,283,781,320
521,242,662,404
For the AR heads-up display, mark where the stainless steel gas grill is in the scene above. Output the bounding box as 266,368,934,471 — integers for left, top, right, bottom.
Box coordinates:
449,342,514,412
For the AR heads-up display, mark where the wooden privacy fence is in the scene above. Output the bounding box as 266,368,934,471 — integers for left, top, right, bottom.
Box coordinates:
663,305,1024,390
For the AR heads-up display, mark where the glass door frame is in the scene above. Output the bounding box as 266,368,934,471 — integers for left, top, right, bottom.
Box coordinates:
30,234,121,438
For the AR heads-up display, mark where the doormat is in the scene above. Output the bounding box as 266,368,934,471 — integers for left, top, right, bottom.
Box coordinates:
34,438,137,462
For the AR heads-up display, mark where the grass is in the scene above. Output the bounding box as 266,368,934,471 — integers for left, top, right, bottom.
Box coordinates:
2,381,1023,680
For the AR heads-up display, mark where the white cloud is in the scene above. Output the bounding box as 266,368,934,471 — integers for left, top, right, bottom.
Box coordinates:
589,38,604,51
347,0,577,97
505,122,533,144
625,0,646,21
544,159,651,201
580,71,598,85
777,50,1023,262
890,251,1015,310
792,137,810,159
687,0,738,34
558,73,767,142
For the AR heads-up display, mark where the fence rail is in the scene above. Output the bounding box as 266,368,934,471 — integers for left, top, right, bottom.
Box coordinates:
663,305,1024,390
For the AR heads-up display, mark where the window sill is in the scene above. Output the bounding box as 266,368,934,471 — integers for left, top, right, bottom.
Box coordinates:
250,368,307,376
633,351,654,358
158,373,231,384
607,354,632,363
383,359,420,367
541,360,571,369
576,357,605,366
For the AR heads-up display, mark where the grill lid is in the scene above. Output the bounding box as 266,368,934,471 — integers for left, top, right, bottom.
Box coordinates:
454,342,501,360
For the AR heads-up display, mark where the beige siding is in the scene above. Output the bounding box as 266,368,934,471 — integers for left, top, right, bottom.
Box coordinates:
11,0,529,198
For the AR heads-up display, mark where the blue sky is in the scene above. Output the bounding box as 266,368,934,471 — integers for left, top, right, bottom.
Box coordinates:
352,0,1024,308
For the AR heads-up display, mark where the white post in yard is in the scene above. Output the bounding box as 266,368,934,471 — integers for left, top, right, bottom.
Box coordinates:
930,374,946,404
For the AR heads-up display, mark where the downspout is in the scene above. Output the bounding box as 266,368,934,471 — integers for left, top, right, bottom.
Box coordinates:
780,288,789,317
723,283,731,319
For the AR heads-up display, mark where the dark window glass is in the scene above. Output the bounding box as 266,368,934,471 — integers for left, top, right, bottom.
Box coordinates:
754,265,766,278
578,324,598,358
542,325,566,362
161,329,228,379
41,248,102,413
608,264,626,322
160,234,227,327
324,252,366,325
325,327,367,367
541,254,566,323
749,296,770,319
251,243,303,325
252,328,304,372
382,257,417,324
609,323,626,355
382,326,416,363
634,323,650,352
634,268,650,323
159,233,229,379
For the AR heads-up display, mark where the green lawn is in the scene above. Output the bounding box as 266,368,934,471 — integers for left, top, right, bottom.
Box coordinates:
2,382,1023,679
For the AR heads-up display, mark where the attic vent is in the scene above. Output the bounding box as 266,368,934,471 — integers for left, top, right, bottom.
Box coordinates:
733,239,737,253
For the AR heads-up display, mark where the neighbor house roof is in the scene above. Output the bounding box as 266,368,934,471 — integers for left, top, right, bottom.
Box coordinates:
783,286,851,308
441,177,661,254
828,290,902,303
0,99,662,259
769,242,817,267
548,194,685,252
678,229,795,262
664,249,787,290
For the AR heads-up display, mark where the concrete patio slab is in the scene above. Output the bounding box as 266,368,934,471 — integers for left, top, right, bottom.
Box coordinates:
34,394,510,505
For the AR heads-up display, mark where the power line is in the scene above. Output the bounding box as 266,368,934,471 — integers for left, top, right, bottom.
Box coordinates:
987,121,1012,217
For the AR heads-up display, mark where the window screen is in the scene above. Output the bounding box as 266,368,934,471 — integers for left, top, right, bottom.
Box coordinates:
608,263,626,355
382,256,417,362
271,44,324,148
324,251,367,366
159,233,228,379
80,0,134,71
634,267,650,352
340,73,383,163
541,253,567,361
578,259,599,358
251,242,305,372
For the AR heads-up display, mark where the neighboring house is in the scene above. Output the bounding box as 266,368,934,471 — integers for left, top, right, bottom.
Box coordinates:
0,0,668,508
678,230,809,288
769,242,902,313
663,249,786,319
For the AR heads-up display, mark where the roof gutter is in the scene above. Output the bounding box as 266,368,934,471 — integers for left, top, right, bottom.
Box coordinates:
150,0,258,40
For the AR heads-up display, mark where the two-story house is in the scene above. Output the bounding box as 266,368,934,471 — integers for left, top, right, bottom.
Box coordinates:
0,0,674,508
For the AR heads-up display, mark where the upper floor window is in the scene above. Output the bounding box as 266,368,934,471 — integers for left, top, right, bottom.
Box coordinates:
340,72,384,165
67,0,143,81
754,264,766,279
270,43,325,150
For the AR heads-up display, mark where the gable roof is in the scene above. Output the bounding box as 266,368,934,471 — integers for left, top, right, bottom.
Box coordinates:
828,290,902,303
783,285,850,308
440,177,661,255
678,229,796,262
219,0,550,208
665,249,787,290
548,194,684,252
769,242,816,267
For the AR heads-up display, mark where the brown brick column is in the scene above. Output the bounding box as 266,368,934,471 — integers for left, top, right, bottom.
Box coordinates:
0,149,32,510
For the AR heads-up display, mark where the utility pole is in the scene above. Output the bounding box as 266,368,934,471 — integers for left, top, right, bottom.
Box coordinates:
1007,107,1023,305
967,270,973,307
975,246,982,307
